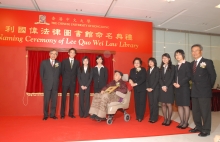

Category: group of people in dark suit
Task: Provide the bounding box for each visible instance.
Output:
[40,44,216,137]
[129,44,216,137]
[40,48,108,120]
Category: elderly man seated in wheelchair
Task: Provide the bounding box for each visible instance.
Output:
[89,70,128,121]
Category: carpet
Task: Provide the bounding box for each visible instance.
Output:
[0,112,191,142]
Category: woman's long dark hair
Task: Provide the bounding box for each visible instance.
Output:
[160,53,172,70]
[80,56,91,73]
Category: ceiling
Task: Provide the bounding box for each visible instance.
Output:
[1,0,220,34]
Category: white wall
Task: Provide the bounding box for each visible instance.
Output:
[153,29,220,88]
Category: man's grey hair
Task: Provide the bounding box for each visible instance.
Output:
[191,44,203,51]
[50,49,58,55]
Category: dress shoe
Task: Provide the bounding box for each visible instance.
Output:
[69,115,76,118]
[60,116,65,119]
[189,128,201,133]
[165,120,171,126]
[43,117,48,120]
[90,114,97,119]
[95,116,106,121]
[150,120,156,123]
[138,119,142,122]
[176,124,183,128]
[50,116,58,119]
[162,120,167,125]
[198,132,210,137]
[181,123,189,129]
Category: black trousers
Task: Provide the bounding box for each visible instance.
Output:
[148,89,159,121]
[43,88,58,117]
[94,87,102,93]
[60,84,76,117]
[192,97,211,133]
[134,90,147,119]
[79,87,90,117]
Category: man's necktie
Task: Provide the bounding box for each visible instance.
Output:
[193,60,197,73]
[51,61,54,67]
[70,60,73,69]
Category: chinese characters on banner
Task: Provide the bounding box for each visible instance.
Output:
[0,9,152,53]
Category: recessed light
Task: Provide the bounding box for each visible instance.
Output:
[215,4,220,8]
[166,0,175,2]
[158,25,161,27]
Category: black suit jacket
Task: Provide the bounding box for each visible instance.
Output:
[146,67,160,89]
[93,67,108,89]
[61,58,79,86]
[77,67,93,87]
[40,59,61,90]
[159,65,175,88]
[129,67,146,92]
[174,61,191,87]
[191,57,216,98]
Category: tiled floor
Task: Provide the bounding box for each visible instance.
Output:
[75,110,220,142]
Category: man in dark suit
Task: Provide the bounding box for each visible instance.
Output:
[40,49,61,120]
[189,44,216,137]
[60,48,79,119]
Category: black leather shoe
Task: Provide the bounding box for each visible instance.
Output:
[60,116,65,119]
[50,116,58,119]
[69,115,76,118]
[90,114,97,119]
[165,120,171,126]
[198,132,210,137]
[189,128,201,133]
[150,120,156,123]
[95,116,106,121]
[162,120,167,125]
[177,124,183,128]
[138,119,142,122]
[181,123,189,129]
[43,117,48,120]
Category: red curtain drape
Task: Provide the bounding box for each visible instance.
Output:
[26,51,113,94]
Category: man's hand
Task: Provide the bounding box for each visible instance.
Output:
[173,83,180,88]
[162,86,167,92]
[131,83,137,87]
[147,88,153,92]
[81,86,85,90]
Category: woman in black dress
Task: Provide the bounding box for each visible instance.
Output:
[129,57,147,122]
[173,49,191,129]
[146,57,160,123]
[93,55,108,93]
[159,53,175,126]
[78,56,93,118]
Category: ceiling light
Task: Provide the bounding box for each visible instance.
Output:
[215,4,220,8]
[158,9,187,27]
[166,0,175,2]
[204,25,220,31]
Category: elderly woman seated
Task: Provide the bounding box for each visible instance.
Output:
[89,70,127,121]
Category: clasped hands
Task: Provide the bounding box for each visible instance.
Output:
[146,88,153,92]
[81,86,88,90]
[129,79,137,87]
[173,83,180,88]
